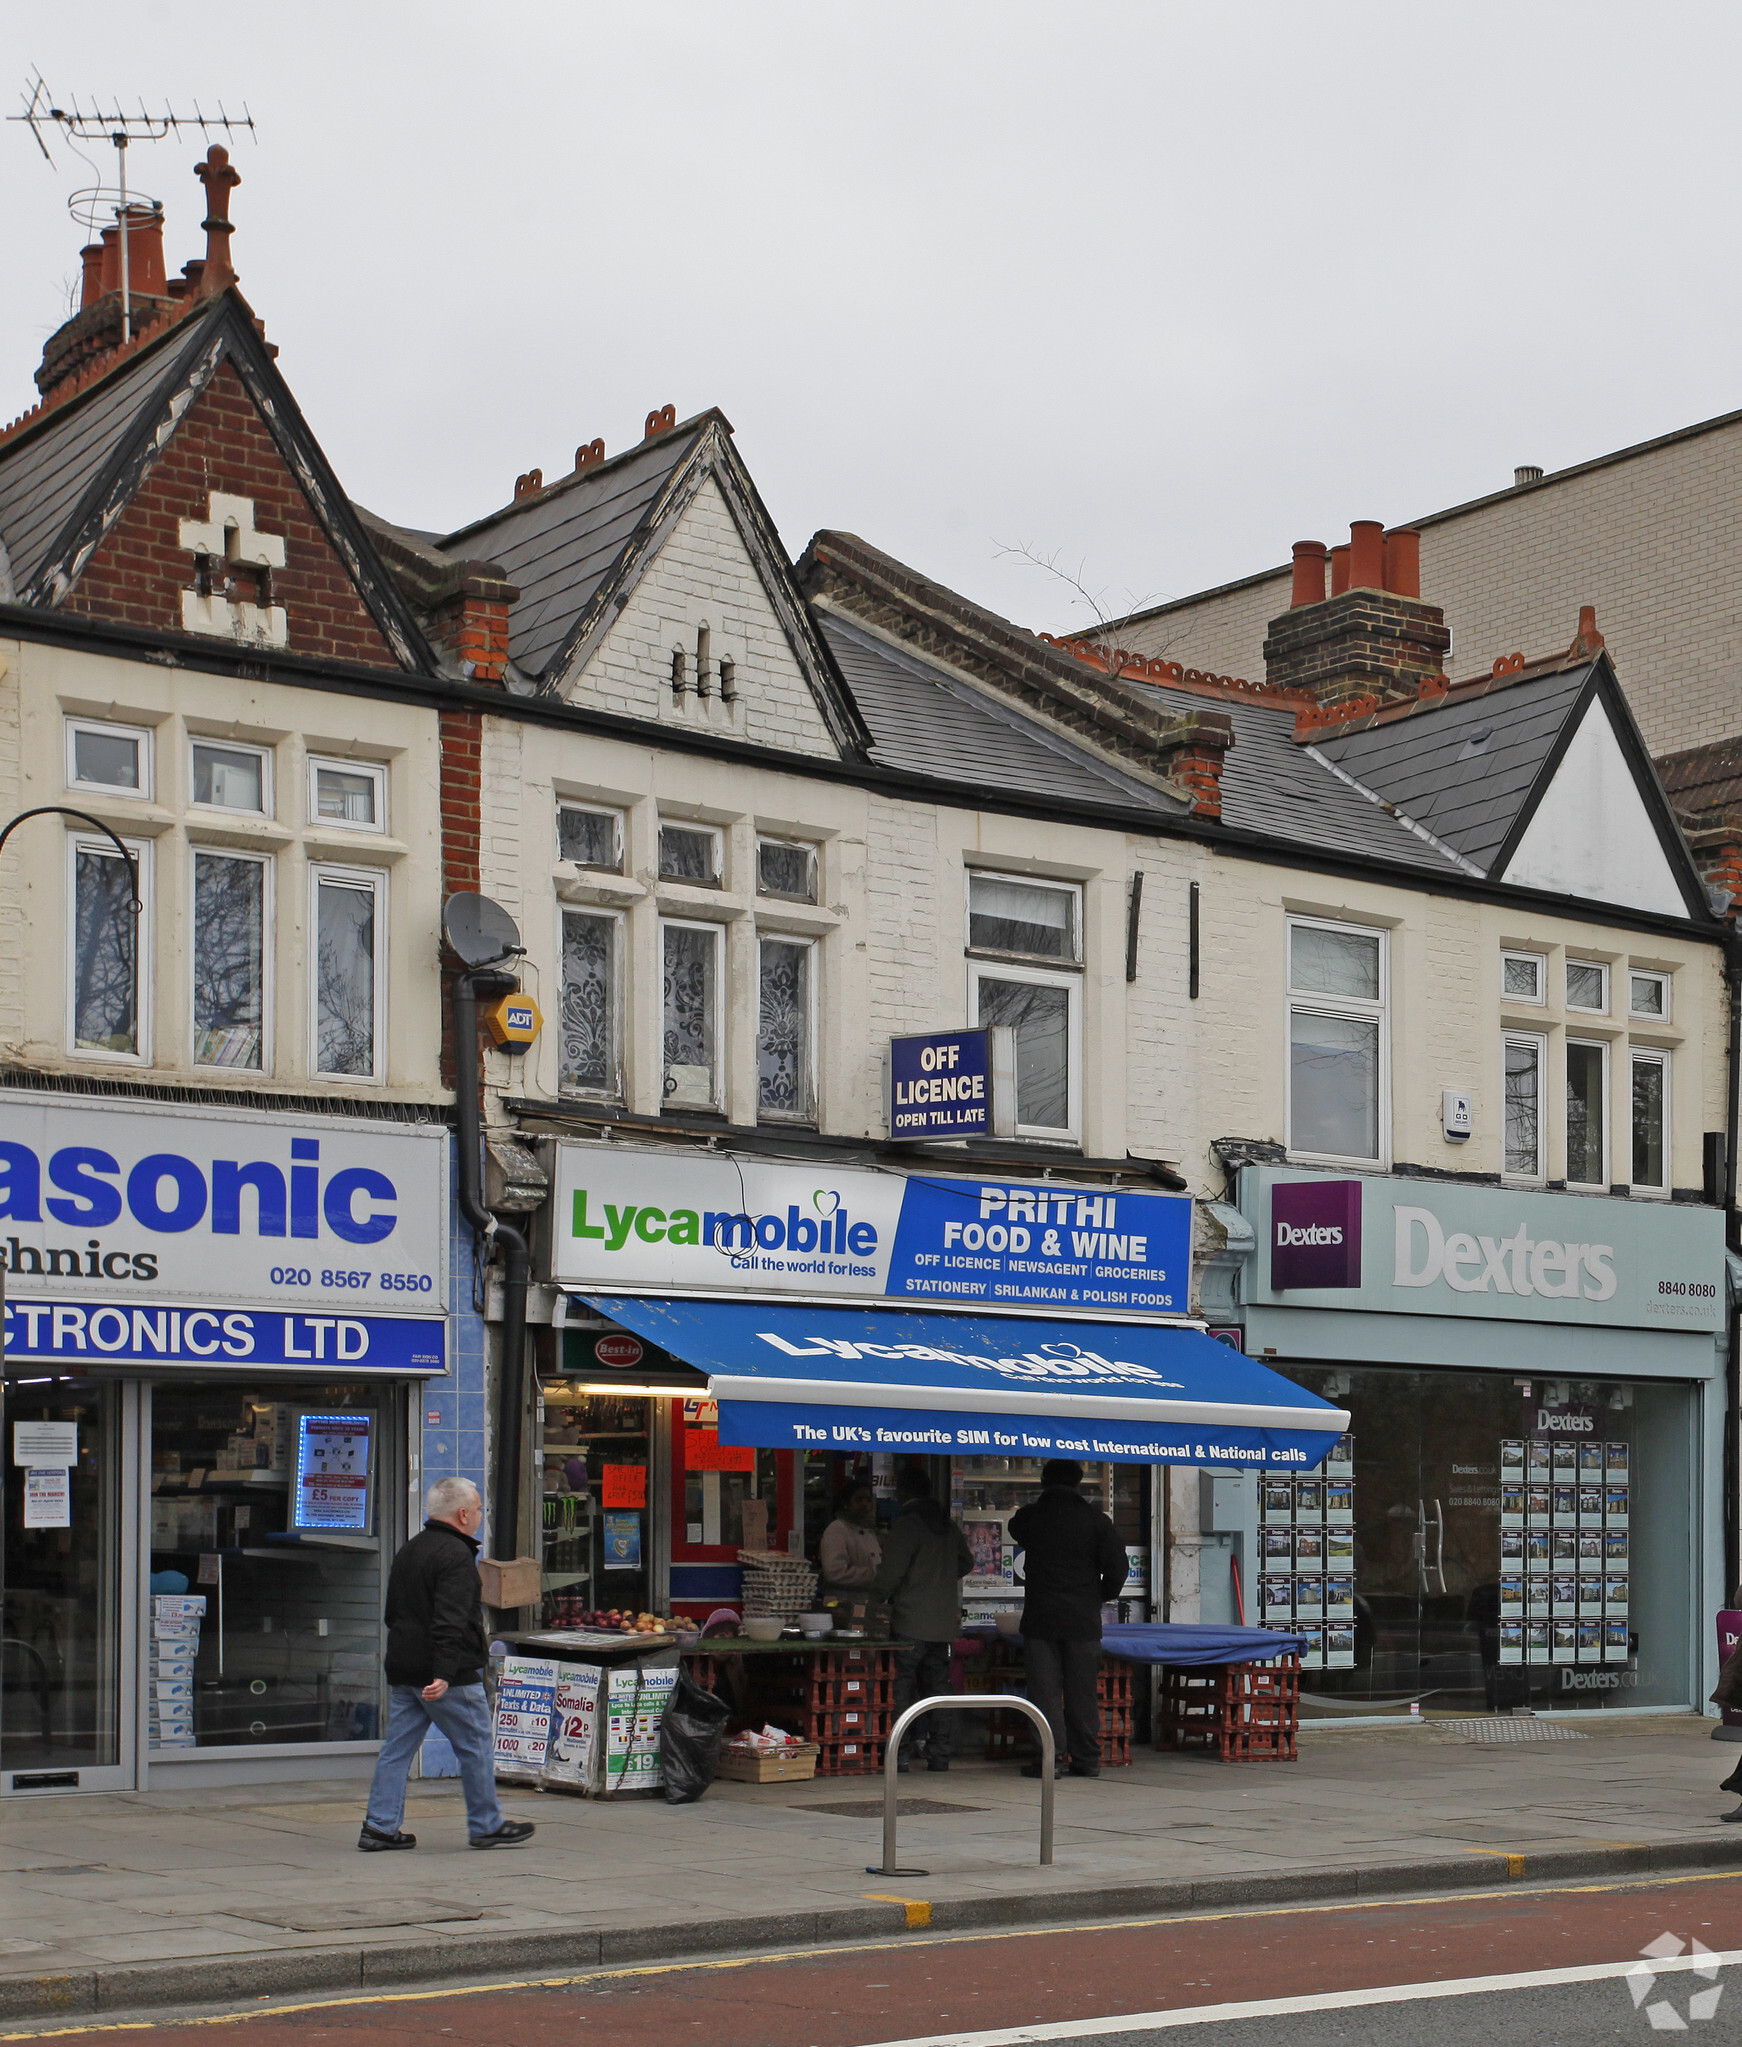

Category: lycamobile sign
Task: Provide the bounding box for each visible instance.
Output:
[549,1145,1193,1315]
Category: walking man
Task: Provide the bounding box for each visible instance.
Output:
[359,1476,535,1851]
[874,1468,974,1772]
[1009,1460,1126,1779]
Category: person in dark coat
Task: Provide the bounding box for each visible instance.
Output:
[359,1476,535,1851]
[1711,1592,1742,1820]
[1009,1460,1126,1778]
[874,1468,974,1772]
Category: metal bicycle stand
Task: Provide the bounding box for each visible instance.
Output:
[867,1693,1055,1877]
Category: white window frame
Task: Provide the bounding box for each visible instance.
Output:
[756,836,818,905]
[1565,958,1609,1014]
[1628,969,1671,1023]
[66,832,152,1063]
[556,801,625,875]
[190,846,274,1073]
[308,863,387,1084]
[189,736,273,817]
[966,958,1082,1142]
[65,717,153,801]
[1500,951,1545,1005]
[658,821,722,887]
[1284,916,1390,1168]
[965,868,1083,965]
[1628,1047,1671,1198]
[307,756,387,834]
[757,930,818,1123]
[1501,1029,1548,1184]
[660,916,724,1110]
[557,902,625,1100]
[1564,1035,1610,1190]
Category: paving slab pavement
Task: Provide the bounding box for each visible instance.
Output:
[2,1714,1740,2021]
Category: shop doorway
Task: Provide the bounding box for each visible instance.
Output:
[1276,1363,1696,1715]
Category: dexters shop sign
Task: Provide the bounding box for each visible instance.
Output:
[550,1143,1192,1315]
[0,1094,449,1373]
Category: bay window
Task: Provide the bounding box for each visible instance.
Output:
[193,851,269,1070]
[311,866,385,1081]
[69,836,148,1060]
[662,919,721,1109]
[1503,1032,1545,1180]
[1286,918,1387,1163]
[1630,1049,1669,1195]
[1565,1038,1608,1188]
[758,935,814,1121]
[966,870,1081,1139]
[560,909,621,1097]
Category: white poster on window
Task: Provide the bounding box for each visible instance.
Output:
[13,1420,78,1465]
[23,1467,71,1527]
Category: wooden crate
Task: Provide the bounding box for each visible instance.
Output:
[715,1742,820,1784]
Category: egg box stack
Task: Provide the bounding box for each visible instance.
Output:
[737,1550,819,1620]
[149,1595,205,1750]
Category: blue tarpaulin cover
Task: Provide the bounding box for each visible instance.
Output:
[1099,1623,1307,1665]
[583,1296,1348,1469]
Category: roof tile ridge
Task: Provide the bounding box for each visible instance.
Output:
[1035,630,1306,711]
[0,296,203,457]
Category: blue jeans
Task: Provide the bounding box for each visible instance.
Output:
[365,1682,503,1840]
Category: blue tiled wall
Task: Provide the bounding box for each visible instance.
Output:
[419,1137,491,1515]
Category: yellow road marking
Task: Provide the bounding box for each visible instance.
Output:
[1464,1849,1528,1877]
[8,1863,1742,2040]
[865,1893,933,1928]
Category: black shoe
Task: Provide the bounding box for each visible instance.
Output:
[926,1758,950,1773]
[358,1823,416,1852]
[1020,1761,1064,1779]
[896,1757,912,1774]
[1068,1763,1101,1778]
[1723,1804,1742,1824]
[469,1820,536,1849]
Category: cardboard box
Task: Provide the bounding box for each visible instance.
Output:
[152,1596,208,1624]
[479,1556,542,1608]
[715,1742,819,1784]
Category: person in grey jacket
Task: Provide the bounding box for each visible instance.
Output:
[873,1467,974,1772]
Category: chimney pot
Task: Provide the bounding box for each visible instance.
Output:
[1329,544,1351,597]
[1514,465,1544,488]
[1289,541,1329,609]
[1348,519,1385,591]
[78,243,105,308]
[1382,527,1421,600]
[193,145,241,294]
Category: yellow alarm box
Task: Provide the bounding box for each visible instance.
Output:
[485,992,542,1049]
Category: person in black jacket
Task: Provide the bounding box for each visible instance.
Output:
[359,1477,535,1851]
[1009,1460,1126,1779]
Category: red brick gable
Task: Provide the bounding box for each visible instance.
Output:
[64,360,401,669]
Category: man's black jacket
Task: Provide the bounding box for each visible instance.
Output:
[1009,1485,1127,1640]
[383,1520,489,1687]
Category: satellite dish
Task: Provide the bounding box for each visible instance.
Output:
[443,893,525,968]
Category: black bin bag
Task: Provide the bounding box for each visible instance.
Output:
[660,1670,732,1804]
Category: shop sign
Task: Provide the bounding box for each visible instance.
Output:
[2,1299,447,1373]
[0,1093,449,1326]
[886,1027,1015,1140]
[550,1144,1192,1316]
[1244,1166,1723,1333]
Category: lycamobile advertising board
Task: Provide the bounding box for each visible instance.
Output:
[549,1145,1192,1316]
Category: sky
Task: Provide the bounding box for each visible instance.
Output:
[6,2,1741,637]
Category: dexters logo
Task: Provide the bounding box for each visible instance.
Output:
[0,1137,397,1245]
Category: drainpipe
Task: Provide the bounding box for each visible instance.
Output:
[1725,936,1742,1602]
[453,965,532,1564]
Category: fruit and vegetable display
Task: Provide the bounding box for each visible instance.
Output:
[572,1608,674,1635]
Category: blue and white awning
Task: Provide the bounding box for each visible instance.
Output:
[583,1297,1348,1469]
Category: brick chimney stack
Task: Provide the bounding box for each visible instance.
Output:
[1263,520,1449,715]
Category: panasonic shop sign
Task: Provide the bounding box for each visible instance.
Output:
[0,1093,448,1374]
[1245,1165,1722,1334]
[549,1144,1193,1316]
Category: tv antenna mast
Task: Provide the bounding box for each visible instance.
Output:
[10,71,255,342]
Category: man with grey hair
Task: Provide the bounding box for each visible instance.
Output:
[358,1476,534,1851]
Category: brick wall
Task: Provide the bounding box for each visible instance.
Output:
[1113,415,1742,758]
[66,359,401,669]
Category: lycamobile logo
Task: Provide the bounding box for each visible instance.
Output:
[571,1189,876,1255]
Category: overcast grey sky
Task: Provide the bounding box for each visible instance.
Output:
[8,3,1739,639]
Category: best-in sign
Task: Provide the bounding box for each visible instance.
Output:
[887,1028,1015,1140]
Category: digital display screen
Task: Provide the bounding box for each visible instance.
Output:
[293,1412,373,1531]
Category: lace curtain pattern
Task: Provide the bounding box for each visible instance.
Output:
[758,938,811,1117]
[561,911,617,1094]
[663,923,717,1105]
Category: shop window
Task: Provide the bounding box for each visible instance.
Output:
[967,870,1079,961]
[658,822,720,886]
[1629,970,1670,1021]
[311,866,385,1081]
[758,934,814,1121]
[661,919,721,1109]
[192,850,269,1071]
[148,1384,386,1749]
[539,1388,654,1628]
[970,963,1079,1138]
[1630,1049,1669,1195]
[560,909,621,1097]
[1503,1032,1546,1180]
[557,803,622,873]
[1501,951,1544,1004]
[1566,1038,1608,1187]
[191,740,270,814]
[1286,918,1386,1165]
[68,834,149,1061]
[66,717,152,800]
[308,758,385,832]
[757,837,816,903]
[1566,959,1609,1013]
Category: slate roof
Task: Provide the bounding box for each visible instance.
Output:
[439,425,708,681]
[1657,734,1742,826]
[1310,663,1596,873]
[820,611,1188,812]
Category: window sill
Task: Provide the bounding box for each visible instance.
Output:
[754,901,840,935]
[302,830,408,864]
[1284,1152,1389,1173]
[62,798,175,837]
[964,946,1083,973]
[656,883,749,920]
[185,816,295,853]
[554,865,646,908]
